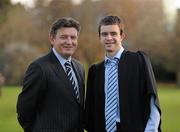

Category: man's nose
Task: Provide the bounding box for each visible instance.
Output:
[106,34,113,40]
[66,37,73,44]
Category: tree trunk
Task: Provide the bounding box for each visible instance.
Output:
[0,84,2,97]
[177,70,180,88]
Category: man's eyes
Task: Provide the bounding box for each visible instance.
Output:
[111,32,117,36]
[101,32,108,36]
[59,36,77,40]
[59,36,67,39]
[71,36,77,40]
[101,32,118,36]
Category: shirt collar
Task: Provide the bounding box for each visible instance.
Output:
[52,48,71,66]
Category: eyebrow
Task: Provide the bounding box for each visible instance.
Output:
[101,31,118,34]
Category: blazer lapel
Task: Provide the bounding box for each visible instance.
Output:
[49,51,82,104]
[48,51,73,90]
[98,62,105,103]
[71,60,83,104]
[96,61,106,128]
[118,50,131,123]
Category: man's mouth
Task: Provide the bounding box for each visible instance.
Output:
[105,43,115,45]
[64,46,73,49]
[105,41,115,44]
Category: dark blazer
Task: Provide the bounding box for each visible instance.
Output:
[17,50,85,132]
[85,50,161,132]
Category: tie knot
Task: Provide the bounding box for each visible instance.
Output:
[112,58,119,64]
[64,61,71,69]
[106,57,119,67]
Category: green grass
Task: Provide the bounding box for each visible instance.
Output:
[0,86,23,132]
[158,83,180,132]
[0,84,180,132]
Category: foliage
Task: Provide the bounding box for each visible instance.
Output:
[160,9,180,87]
[0,43,42,85]
[0,0,12,25]
[0,4,49,50]
[0,0,179,85]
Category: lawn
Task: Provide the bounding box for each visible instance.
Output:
[0,84,180,132]
[158,83,180,131]
[0,86,23,132]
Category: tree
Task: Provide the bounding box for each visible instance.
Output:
[0,73,5,96]
[76,0,166,66]
[174,9,180,87]
[163,9,180,87]
[0,43,41,85]
[0,0,171,85]
[0,0,12,24]
[77,0,104,65]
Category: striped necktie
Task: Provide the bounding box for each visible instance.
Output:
[105,58,119,132]
[64,61,79,102]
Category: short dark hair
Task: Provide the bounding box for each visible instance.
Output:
[49,17,81,37]
[98,15,125,36]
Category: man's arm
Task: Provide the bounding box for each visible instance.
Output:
[85,65,95,131]
[144,96,160,132]
[16,62,45,131]
[137,51,161,131]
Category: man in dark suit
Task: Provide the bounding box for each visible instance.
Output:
[85,15,161,132]
[17,17,85,132]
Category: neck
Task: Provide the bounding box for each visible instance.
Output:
[62,55,71,60]
[106,47,121,58]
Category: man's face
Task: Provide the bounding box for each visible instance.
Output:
[50,27,78,59]
[100,24,124,56]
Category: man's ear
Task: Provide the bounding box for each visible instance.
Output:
[120,33,125,40]
[49,35,54,44]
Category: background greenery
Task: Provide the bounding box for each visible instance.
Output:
[0,84,180,132]
[1,0,180,86]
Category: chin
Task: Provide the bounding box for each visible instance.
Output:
[64,52,73,56]
[106,49,113,53]
[105,47,113,51]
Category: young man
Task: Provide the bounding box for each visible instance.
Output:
[17,17,85,132]
[85,15,161,132]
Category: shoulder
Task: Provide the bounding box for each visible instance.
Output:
[72,58,84,73]
[124,50,141,59]
[136,51,152,64]
[136,51,154,73]
[120,50,142,65]
[72,58,83,67]
[23,56,48,82]
[26,52,52,73]
[123,50,150,61]
[28,51,55,69]
[136,51,150,60]
[33,52,51,65]
[89,60,104,71]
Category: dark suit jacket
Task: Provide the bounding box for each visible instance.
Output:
[17,50,85,132]
[85,50,161,132]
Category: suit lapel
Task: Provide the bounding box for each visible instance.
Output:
[49,51,82,104]
[118,50,126,84]
[118,50,131,123]
[71,60,83,104]
[49,51,67,80]
[96,61,106,128]
[98,62,105,103]
[48,51,76,96]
